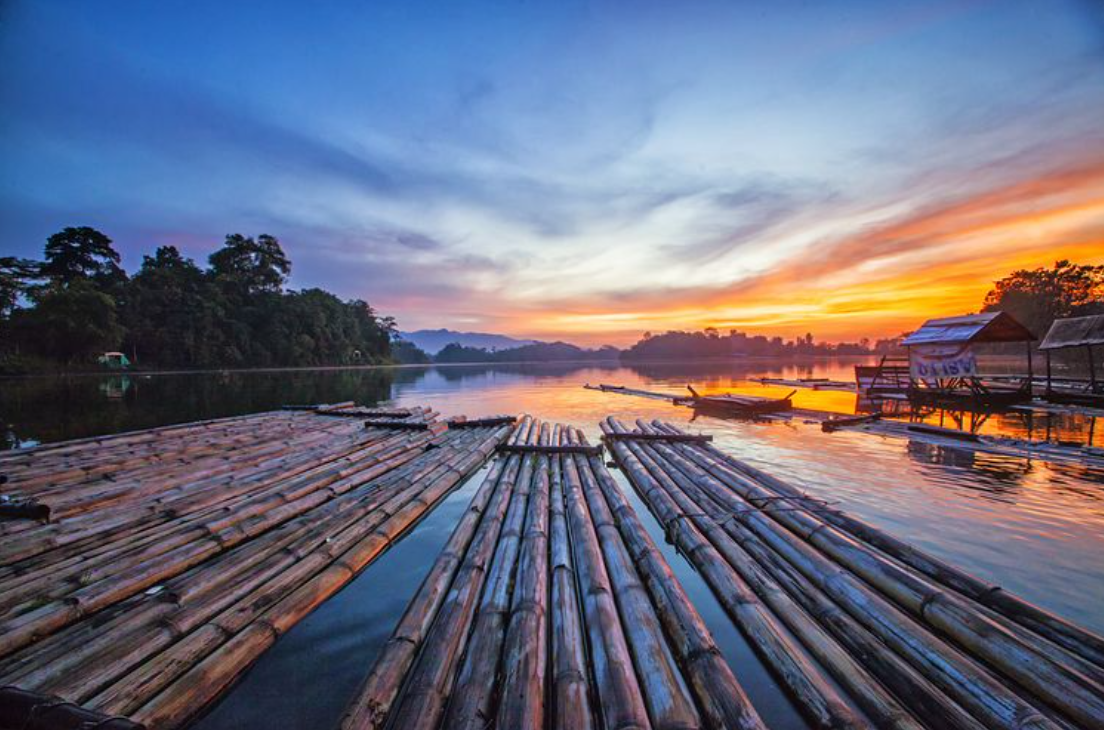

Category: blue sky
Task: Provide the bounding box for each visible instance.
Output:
[2,1,1103,343]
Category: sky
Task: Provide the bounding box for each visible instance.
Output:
[2,1,1103,346]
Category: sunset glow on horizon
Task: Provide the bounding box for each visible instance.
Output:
[3,1,1103,346]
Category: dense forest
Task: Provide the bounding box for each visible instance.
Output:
[0,227,398,373]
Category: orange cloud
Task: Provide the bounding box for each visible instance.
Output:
[502,156,1104,346]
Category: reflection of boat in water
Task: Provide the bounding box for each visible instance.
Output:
[676,385,794,417]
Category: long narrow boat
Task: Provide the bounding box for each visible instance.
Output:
[676,385,794,416]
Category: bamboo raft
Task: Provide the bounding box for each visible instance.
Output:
[0,406,514,730]
[602,417,1104,730]
[751,377,856,392]
[828,414,1104,468]
[340,417,765,730]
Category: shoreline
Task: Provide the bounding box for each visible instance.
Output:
[0,354,880,381]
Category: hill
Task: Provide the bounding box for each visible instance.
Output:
[399,329,536,355]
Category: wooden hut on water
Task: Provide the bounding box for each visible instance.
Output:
[900,311,1036,409]
[1039,313,1104,406]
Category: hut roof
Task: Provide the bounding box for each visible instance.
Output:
[1039,314,1104,351]
[901,312,1035,346]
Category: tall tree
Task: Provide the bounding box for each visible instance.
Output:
[982,259,1104,336]
[209,233,291,297]
[0,257,39,319]
[40,226,125,287]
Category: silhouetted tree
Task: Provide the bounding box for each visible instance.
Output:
[983,259,1104,336]
[209,233,291,297]
[0,257,39,319]
[40,226,125,289]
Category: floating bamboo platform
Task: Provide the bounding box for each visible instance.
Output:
[751,377,856,391]
[340,417,765,730]
[602,417,1104,730]
[829,414,1104,468]
[0,406,514,730]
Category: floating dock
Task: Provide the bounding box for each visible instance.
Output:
[602,417,1104,730]
[340,416,764,730]
[0,406,512,729]
[3,408,1104,729]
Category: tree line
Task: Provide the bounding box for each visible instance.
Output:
[1,227,397,373]
[620,259,1104,361]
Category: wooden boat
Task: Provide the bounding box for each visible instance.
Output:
[821,413,881,432]
[676,385,794,416]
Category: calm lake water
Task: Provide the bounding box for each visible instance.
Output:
[3,359,1103,729]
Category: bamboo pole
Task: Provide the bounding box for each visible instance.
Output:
[377,420,534,730]
[548,424,596,730]
[583,428,765,730]
[601,419,868,730]
[496,422,551,729]
[565,427,702,730]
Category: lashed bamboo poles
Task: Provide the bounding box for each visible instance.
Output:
[619,420,1059,730]
[0,425,445,656]
[125,427,505,730]
[0,410,511,730]
[1,436,464,697]
[605,417,1104,730]
[0,426,431,611]
[548,424,597,730]
[370,419,536,730]
[563,427,702,729]
[344,421,772,730]
[339,418,531,729]
[573,431,766,730]
[642,420,1104,729]
[601,420,877,730]
[496,421,551,729]
[704,450,1104,669]
[608,420,986,730]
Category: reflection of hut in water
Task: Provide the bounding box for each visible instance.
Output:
[907,440,1028,494]
[901,312,1036,410]
[1039,314,1104,407]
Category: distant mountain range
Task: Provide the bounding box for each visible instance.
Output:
[398,329,537,355]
